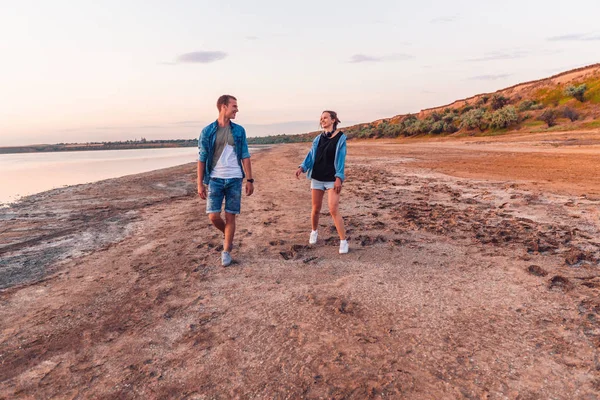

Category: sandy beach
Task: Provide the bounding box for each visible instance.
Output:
[1,131,600,398]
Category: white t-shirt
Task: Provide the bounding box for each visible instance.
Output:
[211,143,243,179]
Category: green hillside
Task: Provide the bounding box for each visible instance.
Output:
[248,63,600,144]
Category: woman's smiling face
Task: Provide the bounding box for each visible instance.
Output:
[320,112,334,130]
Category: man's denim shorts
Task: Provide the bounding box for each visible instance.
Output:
[311,179,335,191]
[207,178,243,214]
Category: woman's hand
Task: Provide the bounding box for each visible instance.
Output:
[334,177,343,194]
[295,167,304,179]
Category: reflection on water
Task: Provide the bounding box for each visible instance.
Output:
[0,147,199,205]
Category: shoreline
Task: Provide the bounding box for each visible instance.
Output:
[0,145,272,207]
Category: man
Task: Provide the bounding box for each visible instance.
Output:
[198,95,254,266]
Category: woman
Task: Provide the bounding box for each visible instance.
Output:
[295,110,348,254]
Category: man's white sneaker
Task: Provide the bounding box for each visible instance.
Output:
[339,240,349,254]
[221,251,232,267]
[309,230,318,245]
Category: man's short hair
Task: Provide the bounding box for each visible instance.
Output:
[217,95,237,111]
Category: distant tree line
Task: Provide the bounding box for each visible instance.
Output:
[0,139,198,154]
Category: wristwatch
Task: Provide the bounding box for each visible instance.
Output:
[246,179,255,183]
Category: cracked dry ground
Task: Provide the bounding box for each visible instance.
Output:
[1,136,600,399]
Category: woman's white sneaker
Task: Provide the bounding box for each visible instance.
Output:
[339,240,349,254]
[309,230,318,245]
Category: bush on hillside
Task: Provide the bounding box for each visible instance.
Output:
[518,99,543,112]
[382,122,404,138]
[430,112,442,122]
[459,108,488,131]
[430,120,445,134]
[562,106,580,122]
[460,104,474,114]
[490,105,518,129]
[414,119,432,134]
[444,122,459,133]
[400,115,418,133]
[564,84,587,102]
[490,94,509,110]
[538,109,558,127]
[442,112,457,124]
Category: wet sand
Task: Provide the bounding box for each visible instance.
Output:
[1,131,599,398]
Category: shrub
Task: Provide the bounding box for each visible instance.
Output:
[382,123,405,138]
[564,84,587,102]
[518,99,536,112]
[429,112,442,122]
[442,112,457,124]
[402,114,417,125]
[490,94,509,110]
[460,105,474,114]
[444,122,459,133]
[460,108,487,131]
[538,109,558,127]
[414,119,432,134]
[430,120,445,134]
[562,106,579,122]
[490,105,518,129]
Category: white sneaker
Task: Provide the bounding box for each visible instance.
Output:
[221,251,232,267]
[339,240,349,254]
[309,230,318,245]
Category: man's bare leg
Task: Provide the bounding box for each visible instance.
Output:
[224,212,236,252]
[208,212,226,233]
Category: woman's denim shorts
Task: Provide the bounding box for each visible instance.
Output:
[311,179,335,191]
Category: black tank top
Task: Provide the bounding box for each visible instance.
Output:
[312,132,343,182]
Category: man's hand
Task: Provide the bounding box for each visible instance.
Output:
[198,184,207,199]
[245,181,254,196]
[295,167,304,179]
[334,177,343,194]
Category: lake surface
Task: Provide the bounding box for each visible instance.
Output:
[0,147,202,205]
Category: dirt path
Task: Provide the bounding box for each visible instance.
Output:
[1,134,599,398]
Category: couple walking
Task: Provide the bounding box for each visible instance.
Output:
[198,95,348,266]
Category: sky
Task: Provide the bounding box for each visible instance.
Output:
[1,0,599,146]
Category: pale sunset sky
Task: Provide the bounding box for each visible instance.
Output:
[1,0,599,146]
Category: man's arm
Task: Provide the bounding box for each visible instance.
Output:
[198,161,206,199]
[242,157,254,196]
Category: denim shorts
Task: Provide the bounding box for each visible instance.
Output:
[311,179,335,191]
[206,178,243,214]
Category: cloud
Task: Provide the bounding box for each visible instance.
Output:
[469,74,511,81]
[245,36,259,40]
[466,50,530,62]
[175,51,227,64]
[547,33,600,41]
[430,15,458,23]
[348,53,413,63]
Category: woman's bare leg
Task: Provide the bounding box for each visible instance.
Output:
[327,189,346,240]
[311,189,325,231]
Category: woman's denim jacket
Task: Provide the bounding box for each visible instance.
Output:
[198,121,251,185]
[299,132,347,181]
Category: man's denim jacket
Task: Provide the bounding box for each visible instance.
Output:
[198,121,251,185]
[299,132,347,181]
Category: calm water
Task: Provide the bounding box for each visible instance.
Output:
[0,147,201,205]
